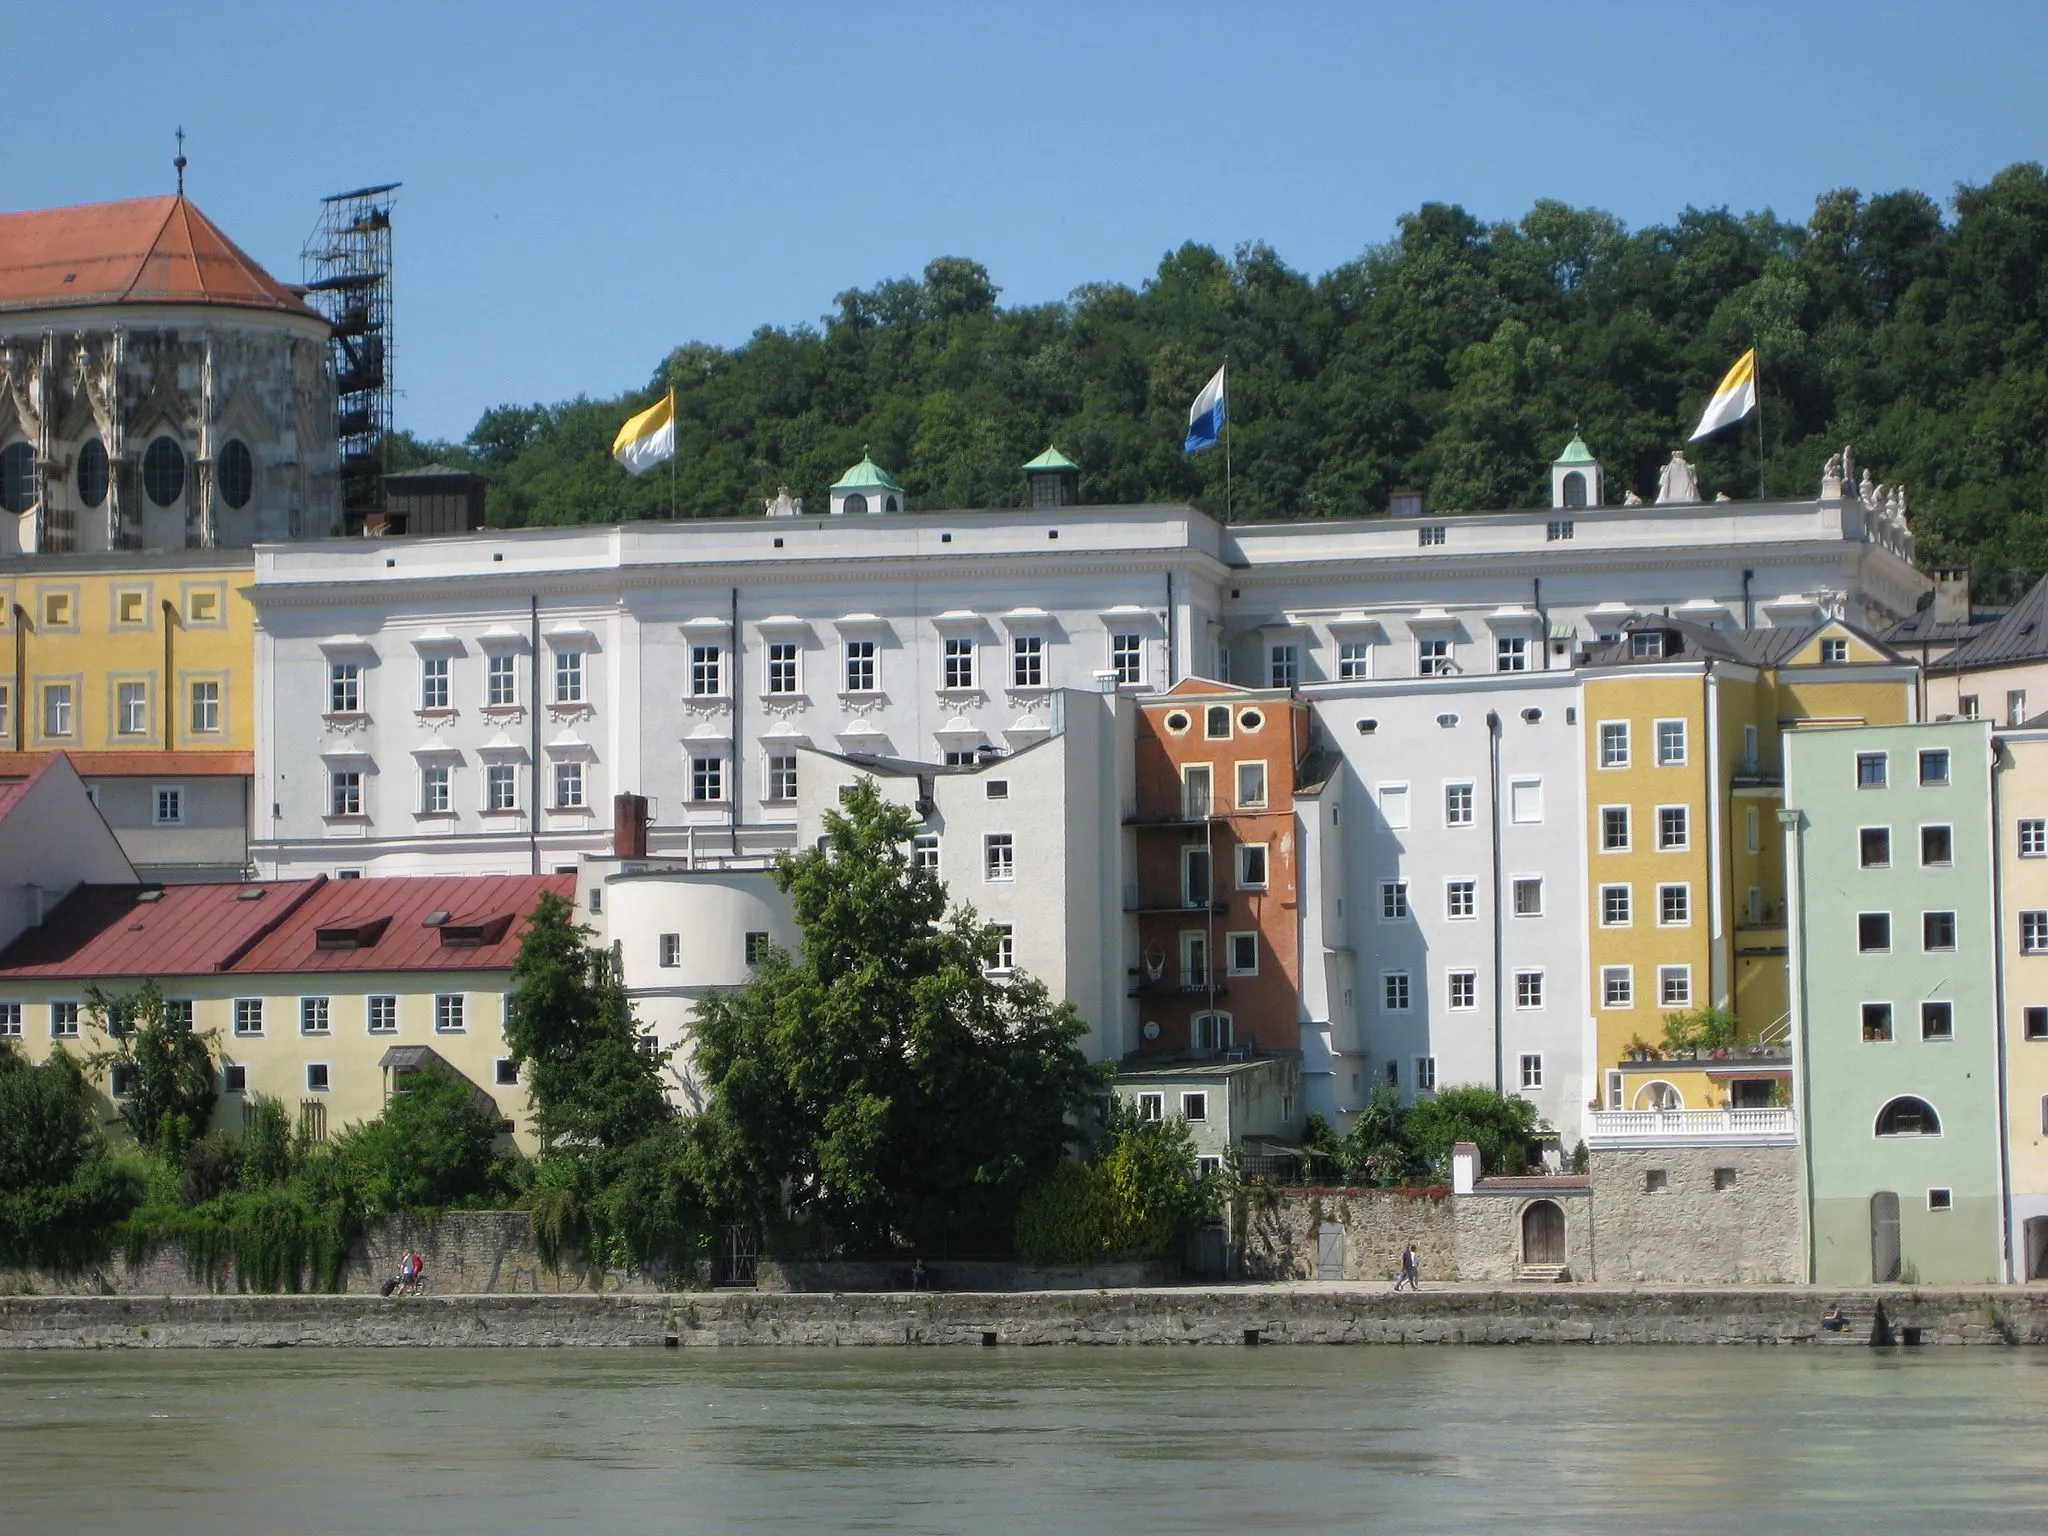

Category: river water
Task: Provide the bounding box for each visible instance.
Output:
[4,1347,2047,1534]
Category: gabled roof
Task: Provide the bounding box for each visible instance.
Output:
[1936,571,2048,672]
[0,755,62,828]
[0,879,325,980]
[1579,614,1904,671]
[229,873,573,974]
[0,196,311,317]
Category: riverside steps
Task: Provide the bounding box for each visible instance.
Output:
[5,1285,2048,1349]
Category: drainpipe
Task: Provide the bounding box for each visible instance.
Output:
[1166,572,1178,685]
[161,597,176,751]
[1487,709,1505,1095]
[1780,803,1817,1284]
[1991,733,2016,1283]
[1741,568,1754,633]
[528,594,540,875]
[1533,577,1548,672]
[729,585,742,855]
[11,603,24,751]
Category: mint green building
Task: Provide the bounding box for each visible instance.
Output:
[1785,719,2004,1284]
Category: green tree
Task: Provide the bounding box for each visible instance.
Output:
[1339,1083,1418,1186]
[0,1045,141,1271]
[1014,1105,1212,1265]
[690,777,1102,1252]
[86,980,218,1153]
[336,1064,505,1212]
[1404,1086,1541,1177]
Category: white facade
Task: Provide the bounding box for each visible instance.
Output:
[1301,671,1590,1145]
[0,756,136,950]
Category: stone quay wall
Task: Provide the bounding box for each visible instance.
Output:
[1588,1145,1805,1285]
[5,1286,2048,1350]
[1239,1186,1594,1284]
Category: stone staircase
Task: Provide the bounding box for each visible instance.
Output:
[1515,1264,1571,1284]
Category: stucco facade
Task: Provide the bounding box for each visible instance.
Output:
[1996,727,2048,1281]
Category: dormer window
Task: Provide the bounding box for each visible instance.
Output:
[436,913,514,948]
[1630,631,1669,659]
[315,916,392,950]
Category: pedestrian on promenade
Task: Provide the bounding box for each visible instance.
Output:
[1392,1241,1420,1291]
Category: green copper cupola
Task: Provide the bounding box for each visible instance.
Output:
[830,447,904,515]
[1022,445,1081,509]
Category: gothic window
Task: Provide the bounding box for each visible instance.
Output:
[218,440,254,509]
[77,438,109,508]
[0,442,34,514]
[143,437,185,506]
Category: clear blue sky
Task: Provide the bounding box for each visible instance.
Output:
[15,1,2046,442]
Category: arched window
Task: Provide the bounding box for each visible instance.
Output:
[142,436,185,506]
[1192,1010,1232,1051]
[218,439,254,509]
[1634,1080,1683,1112]
[1561,471,1587,509]
[1875,1096,1941,1137]
[842,492,867,516]
[1204,705,1231,739]
[0,441,35,514]
[77,437,109,508]
[882,494,899,513]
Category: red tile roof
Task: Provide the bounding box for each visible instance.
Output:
[0,879,325,980]
[1,750,254,779]
[0,754,62,828]
[230,874,574,975]
[0,196,311,317]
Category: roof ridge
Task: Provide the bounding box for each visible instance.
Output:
[215,873,328,971]
[119,195,184,304]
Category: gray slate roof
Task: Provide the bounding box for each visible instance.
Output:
[1935,572,2048,671]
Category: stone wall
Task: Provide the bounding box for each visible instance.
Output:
[1588,1145,1804,1284]
[1238,1183,1593,1284]
[757,1259,1178,1293]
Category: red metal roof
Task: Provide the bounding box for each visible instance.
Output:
[0,754,61,828]
[220,873,572,975]
[0,196,311,317]
[1,750,254,779]
[0,879,326,980]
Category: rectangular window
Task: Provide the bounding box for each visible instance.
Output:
[1012,635,1044,688]
[1929,1187,1955,1212]
[554,760,585,809]
[554,649,584,704]
[329,771,363,817]
[487,653,518,707]
[984,833,1014,881]
[1656,719,1687,766]
[496,1059,519,1086]
[421,764,450,814]
[1602,966,1634,1009]
[1381,880,1409,919]
[300,996,330,1036]
[1860,827,1891,868]
[1414,1056,1438,1091]
[1658,883,1690,926]
[1547,520,1574,542]
[1601,806,1630,851]
[1496,636,1528,673]
[1515,970,1544,1009]
[0,1003,19,1039]
[1417,638,1452,676]
[1862,1002,1894,1042]
[43,683,74,738]
[1658,806,1689,850]
[1601,884,1632,926]
[1384,971,1411,1011]
[2025,1006,2048,1042]
[1270,644,1299,689]
[912,832,939,870]
[659,933,681,967]
[942,637,975,690]
[1417,524,1445,547]
[691,644,723,697]
[2024,911,2048,955]
[1859,912,1892,952]
[153,785,184,827]
[117,680,148,736]
[1444,782,1474,827]
[1237,844,1268,889]
[1136,1092,1163,1123]
[1856,751,1887,788]
[0,682,10,741]
[327,663,360,715]
[421,655,450,710]
[1227,933,1259,975]
[1337,639,1371,680]
[1923,910,1957,952]
[1821,637,1849,664]
[221,1063,247,1095]
[1378,783,1409,828]
[50,1001,80,1039]
[1519,1053,1544,1090]
[745,931,771,965]
[2012,690,2031,728]
[992,925,1015,974]
[1961,694,1980,720]
[487,763,518,812]
[234,998,264,1037]
[1600,721,1630,768]
[435,994,465,1034]
[1236,761,1267,810]
[1747,805,1761,854]
[1920,749,1950,786]
[1510,779,1542,823]
[1743,724,1759,770]
[367,995,397,1035]
[690,756,724,803]
[1111,633,1143,686]
[766,754,797,802]
[1512,876,1543,917]
[1922,1001,1955,1041]
[2022,820,2047,858]
[1658,966,1692,1008]
[844,640,877,693]
[1447,970,1476,1010]
[1182,933,1210,988]
[766,641,799,695]
[1446,879,1476,919]
[306,1063,330,1093]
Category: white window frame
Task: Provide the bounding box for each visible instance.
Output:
[766,753,798,802]
[1601,965,1634,1009]
[233,997,264,1037]
[553,759,585,810]
[1236,843,1269,890]
[690,755,724,803]
[329,770,363,818]
[690,644,724,698]
[991,924,1015,974]
[1447,969,1476,1010]
[1380,880,1409,920]
[659,933,682,968]
[367,995,397,1035]
[421,763,451,814]
[486,763,519,812]
[1226,931,1259,976]
[1445,879,1476,920]
[941,637,976,691]
[1011,634,1045,689]
[300,995,331,1036]
[420,654,450,711]
[1601,805,1630,851]
[1655,718,1687,767]
[765,641,800,696]
[1657,882,1691,927]
[984,832,1015,882]
[1520,1053,1544,1090]
[1235,760,1268,810]
[1509,777,1543,824]
[2021,820,2047,858]
[1599,720,1630,769]
[434,993,466,1034]
[327,662,360,716]
[843,639,878,694]
[152,784,184,827]
[50,1000,81,1039]
[1657,804,1690,851]
[553,648,584,704]
[1511,875,1544,918]
[912,832,939,870]
[1600,883,1632,927]
[1337,638,1371,680]
[486,652,519,708]
[117,680,148,736]
[1444,781,1475,828]
[1658,965,1692,1008]
[1110,633,1143,686]
[1269,643,1300,689]
[1383,971,1411,1012]
[1496,635,1528,673]
[1414,1056,1437,1091]
[2023,911,2048,955]
[1514,969,1545,1010]
[1417,637,1452,676]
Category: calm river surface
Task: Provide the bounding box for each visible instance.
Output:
[5,1346,2048,1534]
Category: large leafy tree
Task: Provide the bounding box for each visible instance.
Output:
[689,777,1102,1252]
[0,1045,141,1271]
[86,980,218,1153]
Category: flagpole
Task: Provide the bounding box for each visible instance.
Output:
[668,388,677,520]
[1753,338,1764,502]
[1223,357,1232,523]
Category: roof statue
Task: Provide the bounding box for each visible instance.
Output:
[764,485,803,517]
[1822,452,1845,500]
[1622,489,1644,507]
[1859,469,1880,509]
[1656,451,1700,505]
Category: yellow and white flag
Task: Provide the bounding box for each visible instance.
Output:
[612,390,676,475]
[1688,348,1758,441]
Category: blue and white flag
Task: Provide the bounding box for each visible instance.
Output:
[1183,365,1226,452]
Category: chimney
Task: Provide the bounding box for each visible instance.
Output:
[612,793,648,858]
[1932,568,1971,626]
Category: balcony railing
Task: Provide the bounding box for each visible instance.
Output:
[1127,969,1227,998]
[1124,886,1226,914]
[1587,1107,1796,1145]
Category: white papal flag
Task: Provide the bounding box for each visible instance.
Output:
[612,390,677,475]
[1687,348,1758,441]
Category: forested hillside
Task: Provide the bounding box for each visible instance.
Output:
[402,162,2048,599]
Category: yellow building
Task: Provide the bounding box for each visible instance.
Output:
[0,872,572,1153]
[1582,615,1913,1114]
[0,550,256,878]
[1996,726,2048,1280]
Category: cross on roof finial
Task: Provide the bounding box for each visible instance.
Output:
[174,127,187,196]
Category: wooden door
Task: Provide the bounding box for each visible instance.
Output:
[1521,1201,1565,1265]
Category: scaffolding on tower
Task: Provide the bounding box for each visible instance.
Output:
[302,183,398,534]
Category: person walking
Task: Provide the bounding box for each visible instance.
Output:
[1392,1241,1420,1291]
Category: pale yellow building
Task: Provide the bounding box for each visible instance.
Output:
[1996,726,2048,1280]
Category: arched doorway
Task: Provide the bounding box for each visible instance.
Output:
[1871,1191,1902,1283]
[1521,1200,1566,1266]
[2024,1217,2048,1282]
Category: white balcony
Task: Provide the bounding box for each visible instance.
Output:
[1586,1107,1797,1148]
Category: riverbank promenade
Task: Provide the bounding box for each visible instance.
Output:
[6,1283,2046,1349]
